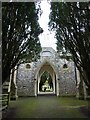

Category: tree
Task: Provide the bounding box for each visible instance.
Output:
[39,71,48,91]
[49,2,90,94]
[39,71,53,91]
[2,2,43,83]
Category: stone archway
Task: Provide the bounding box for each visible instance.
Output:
[38,63,56,95]
[34,59,60,96]
[39,71,53,92]
[17,47,77,97]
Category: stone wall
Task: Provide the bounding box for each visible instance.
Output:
[17,63,35,96]
[16,47,77,96]
[59,61,77,96]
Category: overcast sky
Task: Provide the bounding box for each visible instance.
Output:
[38,0,57,51]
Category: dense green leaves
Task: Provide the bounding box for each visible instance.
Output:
[2,2,43,83]
[49,2,90,89]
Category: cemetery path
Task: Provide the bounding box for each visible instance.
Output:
[2,96,89,119]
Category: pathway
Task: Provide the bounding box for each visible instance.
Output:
[2,96,89,119]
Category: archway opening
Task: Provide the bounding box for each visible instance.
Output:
[39,71,53,92]
[36,61,58,95]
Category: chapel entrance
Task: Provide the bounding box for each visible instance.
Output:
[35,61,59,96]
[39,71,54,92]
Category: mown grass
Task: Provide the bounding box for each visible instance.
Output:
[57,97,88,106]
[3,96,89,118]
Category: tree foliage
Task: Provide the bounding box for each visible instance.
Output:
[2,2,43,83]
[49,2,90,90]
[39,71,53,91]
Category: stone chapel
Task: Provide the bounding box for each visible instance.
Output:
[16,47,77,97]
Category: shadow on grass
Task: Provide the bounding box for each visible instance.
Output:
[80,106,90,118]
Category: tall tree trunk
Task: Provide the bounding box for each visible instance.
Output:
[78,73,88,100]
[10,67,18,100]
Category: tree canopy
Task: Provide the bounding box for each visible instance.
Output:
[49,2,90,90]
[2,2,43,83]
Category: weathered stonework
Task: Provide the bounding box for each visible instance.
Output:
[16,47,77,96]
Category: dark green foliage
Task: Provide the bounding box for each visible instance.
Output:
[2,2,43,83]
[49,2,90,90]
[39,71,53,91]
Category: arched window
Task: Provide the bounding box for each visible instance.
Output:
[26,64,31,69]
[63,64,68,69]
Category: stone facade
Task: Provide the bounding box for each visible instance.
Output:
[16,47,77,96]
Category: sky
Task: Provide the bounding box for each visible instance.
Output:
[38,0,57,51]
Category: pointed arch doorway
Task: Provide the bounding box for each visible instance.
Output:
[35,61,59,96]
[39,71,54,93]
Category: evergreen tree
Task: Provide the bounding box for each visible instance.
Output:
[49,2,90,93]
[2,2,43,83]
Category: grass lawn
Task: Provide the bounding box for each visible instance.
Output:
[2,96,90,118]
